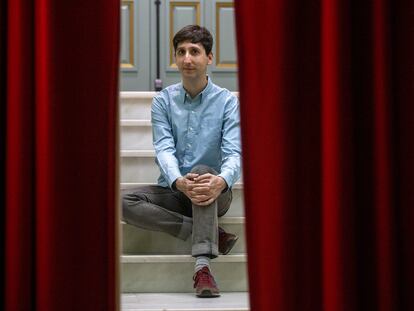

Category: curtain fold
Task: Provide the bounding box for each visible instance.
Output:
[0,0,7,308]
[2,1,120,310]
[392,0,414,306]
[5,0,36,308]
[371,1,394,310]
[235,0,414,310]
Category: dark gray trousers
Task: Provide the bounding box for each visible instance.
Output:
[122,165,232,259]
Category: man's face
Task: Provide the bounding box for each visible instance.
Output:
[175,41,213,80]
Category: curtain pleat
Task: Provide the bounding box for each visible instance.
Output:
[235,0,414,310]
[392,1,414,308]
[372,1,394,310]
[5,0,36,309]
[321,1,350,309]
[235,1,323,309]
[2,1,119,310]
[0,0,5,306]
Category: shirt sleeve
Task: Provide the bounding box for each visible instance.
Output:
[151,95,182,188]
[218,94,242,188]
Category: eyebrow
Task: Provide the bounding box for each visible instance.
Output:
[177,45,201,50]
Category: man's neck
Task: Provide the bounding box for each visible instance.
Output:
[182,76,208,99]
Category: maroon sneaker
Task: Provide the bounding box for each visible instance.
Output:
[219,227,239,255]
[193,267,220,298]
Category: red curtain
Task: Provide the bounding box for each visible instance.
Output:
[235,1,414,310]
[1,1,119,310]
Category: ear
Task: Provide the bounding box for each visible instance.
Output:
[207,52,213,65]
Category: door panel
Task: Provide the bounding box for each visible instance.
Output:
[121,0,237,91]
[121,0,151,91]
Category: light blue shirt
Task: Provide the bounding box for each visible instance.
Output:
[151,77,241,189]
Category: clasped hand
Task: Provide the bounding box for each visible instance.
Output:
[175,173,227,206]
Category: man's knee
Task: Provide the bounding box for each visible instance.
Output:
[122,191,147,203]
[121,197,130,213]
[191,164,217,175]
[122,192,146,213]
[122,193,148,222]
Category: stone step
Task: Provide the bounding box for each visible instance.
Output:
[120,92,154,120]
[120,122,153,150]
[121,292,249,311]
[121,183,245,217]
[121,255,248,293]
[120,153,159,183]
[122,217,246,255]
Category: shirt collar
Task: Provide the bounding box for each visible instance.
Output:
[180,76,212,104]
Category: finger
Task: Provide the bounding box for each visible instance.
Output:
[189,192,207,198]
[185,173,199,180]
[195,173,214,181]
[185,183,195,191]
[188,191,201,198]
[193,200,210,206]
[194,178,210,185]
[191,197,205,205]
[192,194,210,202]
[193,194,209,200]
[187,180,196,185]
[186,182,200,190]
[191,186,210,193]
[190,198,201,204]
[196,198,215,206]
[194,173,213,182]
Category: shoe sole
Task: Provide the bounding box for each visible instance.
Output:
[221,236,239,255]
[196,289,221,298]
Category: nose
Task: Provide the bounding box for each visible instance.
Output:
[183,52,191,63]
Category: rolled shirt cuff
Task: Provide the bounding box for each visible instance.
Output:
[167,170,182,189]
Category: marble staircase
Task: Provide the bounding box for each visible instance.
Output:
[120,92,249,310]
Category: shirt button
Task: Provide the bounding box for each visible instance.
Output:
[187,143,191,147]
[189,127,193,131]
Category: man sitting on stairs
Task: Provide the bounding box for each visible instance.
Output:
[122,25,241,298]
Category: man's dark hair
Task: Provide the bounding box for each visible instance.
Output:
[173,25,213,55]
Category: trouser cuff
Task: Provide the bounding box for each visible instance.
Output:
[192,243,219,259]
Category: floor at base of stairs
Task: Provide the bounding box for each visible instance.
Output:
[122,292,249,311]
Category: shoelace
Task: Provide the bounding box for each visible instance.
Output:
[193,269,215,288]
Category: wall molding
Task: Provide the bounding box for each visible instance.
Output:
[121,0,135,68]
[215,2,237,69]
[169,1,201,67]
